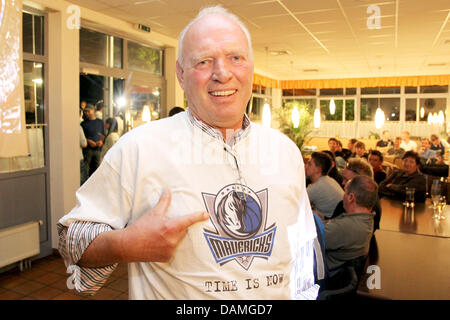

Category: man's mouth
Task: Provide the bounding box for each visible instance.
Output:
[209,89,237,97]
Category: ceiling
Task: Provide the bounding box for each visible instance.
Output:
[68,0,450,80]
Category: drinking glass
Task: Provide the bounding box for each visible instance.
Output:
[405,187,415,208]
[431,180,441,218]
[437,196,447,220]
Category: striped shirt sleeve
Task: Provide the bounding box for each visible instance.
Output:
[57,221,118,295]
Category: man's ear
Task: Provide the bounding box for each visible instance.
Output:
[176,61,184,90]
[347,192,356,204]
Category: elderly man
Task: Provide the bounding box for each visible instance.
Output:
[57,6,317,300]
[379,151,426,202]
[324,175,377,272]
[306,152,344,219]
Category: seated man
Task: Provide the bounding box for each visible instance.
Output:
[419,138,437,164]
[352,141,368,160]
[330,158,381,232]
[376,130,393,153]
[430,134,446,156]
[306,152,344,219]
[400,131,417,152]
[387,136,406,158]
[368,150,387,185]
[324,175,376,273]
[379,151,426,202]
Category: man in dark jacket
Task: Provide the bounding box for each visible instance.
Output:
[378,151,426,202]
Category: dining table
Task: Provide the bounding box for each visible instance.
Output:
[354,196,450,299]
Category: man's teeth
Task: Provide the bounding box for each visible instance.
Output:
[210,90,236,96]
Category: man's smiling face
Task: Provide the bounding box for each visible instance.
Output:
[176,14,254,131]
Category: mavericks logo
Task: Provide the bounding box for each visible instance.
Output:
[202,184,276,270]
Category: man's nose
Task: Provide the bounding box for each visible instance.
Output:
[212,58,232,82]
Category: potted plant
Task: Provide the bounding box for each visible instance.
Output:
[275,101,314,155]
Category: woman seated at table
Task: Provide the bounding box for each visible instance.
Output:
[378,151,426,202]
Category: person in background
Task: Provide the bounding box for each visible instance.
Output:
[368,150,387,185]
[95,102,104,120]
[323,176,376,273]
[379,151,426,202]
[400,131,417,152]
[336,139,352,161]
[328,138,339,155]
[80,125,88,186]
[169,106,185,117]
[306,152,344,219]
[330,158,381,232]
[80,101,87,122]
[376,130,393,153]
[322,150,344,186]
[387,136,405,158]
[419,138,437,164]
[353,141,369,160]
[100,118,120,163]
[430,134,446,156]
[347,138,358,157]
[81,104,105,177]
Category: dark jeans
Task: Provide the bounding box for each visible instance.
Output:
[83,148,101,177]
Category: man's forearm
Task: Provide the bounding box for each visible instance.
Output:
[77,229,125,268]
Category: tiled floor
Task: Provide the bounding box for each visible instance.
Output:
[0,253,128,300]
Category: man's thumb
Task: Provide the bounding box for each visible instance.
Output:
[152,189,172,216]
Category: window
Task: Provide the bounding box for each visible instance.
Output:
[320,99,343,121]
[406,99,417,121]
[345,100,355,120]
[361,98,400,121]
[419,98,446,122]
[23,61,45,125]
[405,86,418,94]
[361,86,400,94]
[420,86,448,94]
[345,88,356,95]
[320,88,343,96]
[127,41,163,75]
[282,88,316,96]
[23,12,44,55]
[80,28,122,68]
[1,11,47,173]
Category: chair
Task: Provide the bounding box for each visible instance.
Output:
[317,266,358,300]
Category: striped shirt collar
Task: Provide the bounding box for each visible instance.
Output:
[186,108,251,146]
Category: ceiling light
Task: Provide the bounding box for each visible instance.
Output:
[269,50,291,56]
[329,99,335,115]
[303,69,319,73]
[291,105,300,128]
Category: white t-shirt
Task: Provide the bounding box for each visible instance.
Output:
[60,112,317,299]
[400,140,417,152]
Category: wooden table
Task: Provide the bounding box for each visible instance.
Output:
[357,230,450,300]
[379,197,450,238]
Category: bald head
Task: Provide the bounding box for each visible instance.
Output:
[177,6,253,67]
